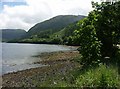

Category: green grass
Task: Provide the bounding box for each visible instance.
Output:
[33,57,120,88]
[33,64,120,88]
[75,64,120,88]
[20,52,120,88]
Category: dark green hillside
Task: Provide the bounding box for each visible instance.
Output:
[27,15,85,36]
[3,1,120,88]
[14,15,85,44]
[16,21,82,44]
[50,21,81,45]
[1,29,26,42]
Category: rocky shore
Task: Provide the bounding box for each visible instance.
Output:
[2,50,80,87]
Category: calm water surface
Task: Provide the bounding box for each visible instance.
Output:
[1,43,75,75]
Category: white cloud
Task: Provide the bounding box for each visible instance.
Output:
[0,0,100,31]
[1,0,26,2]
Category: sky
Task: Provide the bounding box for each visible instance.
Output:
[0,0,101,31]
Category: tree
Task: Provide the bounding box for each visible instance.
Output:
[92,1,120,58]
[76,1,120,65]
[76,17,101,65]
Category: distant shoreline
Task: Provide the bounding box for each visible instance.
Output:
[2,42,80,47]
[6,41,80,46]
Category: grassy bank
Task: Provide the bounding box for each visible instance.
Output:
[75,64,120,88]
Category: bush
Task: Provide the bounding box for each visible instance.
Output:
[76,18,102,65]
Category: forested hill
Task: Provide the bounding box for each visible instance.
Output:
[0,29,26,42]
[8,15,85,43]
[27,15,85,36]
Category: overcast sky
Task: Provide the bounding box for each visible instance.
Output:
[0,0,101,31]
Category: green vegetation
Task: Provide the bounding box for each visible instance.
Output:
[0,29,26,42]
[34,1,120,88]
[75,64,120,88]
[73,1,120,88]
[3,1,120,88]
[72,1,120,66]
[19,57,120,88]
[8,15,85,44]
[27,15,85,36]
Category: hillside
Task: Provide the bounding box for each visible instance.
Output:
[27,15,85,36]
[2,1,120,88]
[0,29,26,42]
[50,21,80,45]
[14,15,85,44]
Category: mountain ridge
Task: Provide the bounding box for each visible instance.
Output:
[0,29,26,42]
[2,15,86,43]
[27,15,85,36]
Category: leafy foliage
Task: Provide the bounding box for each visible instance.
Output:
[74,1,120,65]
[92,1,120,58]
[74,17,101,65]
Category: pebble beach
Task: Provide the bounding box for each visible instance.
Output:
[2,50,80,87]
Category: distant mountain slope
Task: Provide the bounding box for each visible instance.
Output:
[16,20,82,44]
[7,15,86,44]
[0,29,26,41]
[49,21,81,45]
[27,15,85,36]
